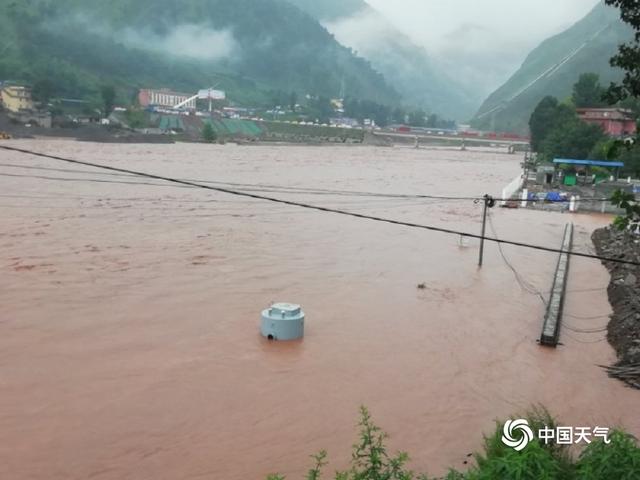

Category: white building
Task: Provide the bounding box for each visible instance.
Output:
[138,88,196,110]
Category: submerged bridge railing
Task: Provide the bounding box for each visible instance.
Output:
[540,223,574,347]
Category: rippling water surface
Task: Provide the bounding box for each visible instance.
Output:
[1,140,638,479]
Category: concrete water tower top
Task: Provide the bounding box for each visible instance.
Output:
[261,303,305,341]
[269,303,302,317]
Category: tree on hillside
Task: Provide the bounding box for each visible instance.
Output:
[605,0,640,103]
[344,98,392,127]
[572,72,606,108]
[392,107,406,124]
[407,109,426,127]
[32,79,55,105]
[426,113,440,128]
[539,118,606,162]
[309,96,334,124]
[529,96,574,152]
[100,85,116,118]
[202,122,217,143]
[617,143,640,177]
[603,3,640,175]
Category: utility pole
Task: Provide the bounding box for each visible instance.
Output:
[478,195,495,267]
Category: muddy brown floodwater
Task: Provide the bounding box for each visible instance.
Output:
[1,139,638,479]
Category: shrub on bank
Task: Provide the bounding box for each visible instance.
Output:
[267,406,640,480]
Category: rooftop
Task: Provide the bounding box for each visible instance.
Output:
[553,158,624,168]
[576,108,635,121]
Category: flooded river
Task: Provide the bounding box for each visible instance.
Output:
[1,140,638,479]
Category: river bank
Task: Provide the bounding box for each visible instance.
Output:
[592,227,640,389]
[0,113,174,144]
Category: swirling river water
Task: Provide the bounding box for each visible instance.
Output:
[1,140,638,479]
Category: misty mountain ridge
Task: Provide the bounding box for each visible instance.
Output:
[471,1,632,134]
[288,0,480,120]
[1,0,627,126]
[284,0,367,21]
[0,0,400,107]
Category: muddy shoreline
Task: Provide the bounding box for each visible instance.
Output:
[592,227,640,389]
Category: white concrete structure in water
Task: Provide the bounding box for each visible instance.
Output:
[261,303,305,341]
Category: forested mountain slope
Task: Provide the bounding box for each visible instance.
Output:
[0,0,398,106]
[471,1,632,134]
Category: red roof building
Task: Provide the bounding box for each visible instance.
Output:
[577,108,637,137]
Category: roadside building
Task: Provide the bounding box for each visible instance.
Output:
[138,88,196,110]
[577,108,637,137]
[1,85,34,112]
[329,117,359,128]
[553,158,624,186]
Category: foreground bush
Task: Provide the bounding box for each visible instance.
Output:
[267,406,640,480]
[575,430,640,479]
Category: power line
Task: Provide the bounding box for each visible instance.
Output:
[488,212,614,336]
[0,171,187,188]
[0,161,611,203]
[1,144,638,267]
[0,162,477,201]
[0,176,464,212]
[487,211,549,305]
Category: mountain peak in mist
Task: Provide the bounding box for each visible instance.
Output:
[471,1,630,133]
[287,0,479,120]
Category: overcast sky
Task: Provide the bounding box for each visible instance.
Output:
[364,0,602,94]
[367,0,600,53]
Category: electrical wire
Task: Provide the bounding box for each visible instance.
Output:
[487,210,549,305]
[487,210,621,336]
[1,144,638,267]
[0,162,477,201]
[0,160,611,202]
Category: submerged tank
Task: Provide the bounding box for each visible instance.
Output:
[261,303,305,341]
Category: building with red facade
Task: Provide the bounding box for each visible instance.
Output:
[576,108,637,137]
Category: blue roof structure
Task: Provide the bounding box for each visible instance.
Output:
[553,159,624,168]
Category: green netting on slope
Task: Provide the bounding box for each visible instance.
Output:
[221,119,241,134]
[220,119,262,136]
[243,121,262,136]
[201,118,262,137]
[157,115,185,131]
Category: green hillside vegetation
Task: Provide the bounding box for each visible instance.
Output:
[530,95,607,164]
[287,0,478,121]
[0,0,398,109]
[472,1,632,134]
[528,72,640,177]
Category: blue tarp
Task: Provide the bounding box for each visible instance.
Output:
[553,159,624,168]
[545,192,568,202]
[528,192,568,202]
